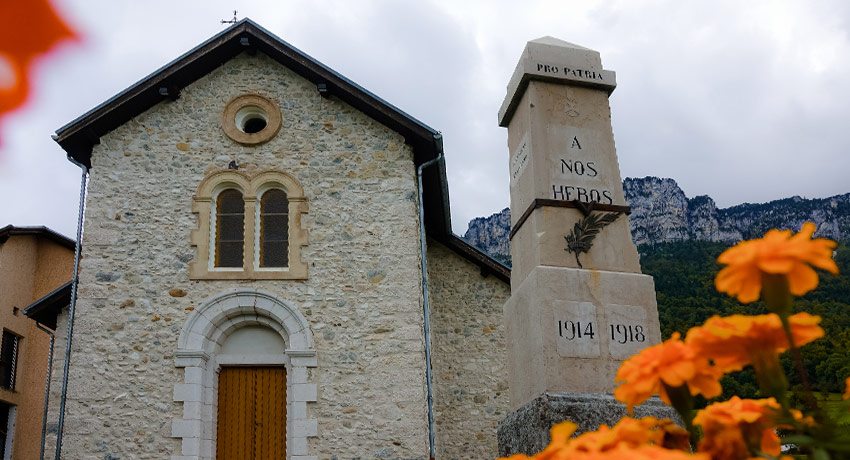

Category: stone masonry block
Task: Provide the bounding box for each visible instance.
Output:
[173,383,202,402]
[293,419,318,437]
[184,367,203,384]
[182,330,208,350]
[172,419,201,438]
[290,401,307,420]
[289,437,307,456]
[289,366,308,384]
[198,302,225,322]
[181,437,200,456]
[291,383,317,402]
[182,401,202,420]
[200,440,212,458]
[290,355,318,368]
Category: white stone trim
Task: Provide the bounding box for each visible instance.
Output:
[172,288,317,460]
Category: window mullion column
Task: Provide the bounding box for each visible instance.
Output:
[243,195,257,275]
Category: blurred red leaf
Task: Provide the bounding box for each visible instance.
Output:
[0,0,77,118]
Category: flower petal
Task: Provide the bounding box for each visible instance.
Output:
[786,263,819,297]
[715,223,839,302]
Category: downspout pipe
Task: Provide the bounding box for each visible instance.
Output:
[417,133,443,460]
[34,322,55,460]
[55,163,88,460]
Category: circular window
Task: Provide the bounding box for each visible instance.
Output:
[222,94,282,145]
[235,106,268,134]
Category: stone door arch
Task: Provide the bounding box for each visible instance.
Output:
[171,288,317,460]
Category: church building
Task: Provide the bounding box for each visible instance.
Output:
[48,19,511,460]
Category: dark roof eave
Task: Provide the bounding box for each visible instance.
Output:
[23,280,73,330]
[0,225,76,249]
[439,234,511,283]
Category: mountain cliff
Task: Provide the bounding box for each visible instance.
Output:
[463,176,850,263]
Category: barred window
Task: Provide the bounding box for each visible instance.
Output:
[0,331,19,390]
[0,402,11,457]
[215,189,245,268]
[260,189,289,267]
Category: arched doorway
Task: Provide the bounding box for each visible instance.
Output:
[171,289,317,460]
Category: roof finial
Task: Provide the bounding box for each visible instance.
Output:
[221,10,238,25]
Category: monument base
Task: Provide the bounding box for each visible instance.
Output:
[497,392,681,457]
[503,266,662,404]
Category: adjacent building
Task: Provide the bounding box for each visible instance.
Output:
[0,225,74,460]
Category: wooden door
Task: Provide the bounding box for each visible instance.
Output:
[217,367,287,459]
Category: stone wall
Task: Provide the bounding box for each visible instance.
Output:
[47,52,431,459]
[427,239,511,460]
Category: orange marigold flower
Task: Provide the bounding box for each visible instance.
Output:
[685,313,823,373]
[561,444,709,460]
[715,222,838,303]
[533,421,578,460]
[654,418,692,451]
[557,417,682,453]
[615,333,722,413]
[693,397,787,460]
[523,419,704,460]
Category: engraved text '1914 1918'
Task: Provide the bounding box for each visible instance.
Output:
[553,301,650,359]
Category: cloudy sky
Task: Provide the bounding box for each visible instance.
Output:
[2,0,849,239]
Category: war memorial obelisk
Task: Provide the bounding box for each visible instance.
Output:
[496,38,677,455]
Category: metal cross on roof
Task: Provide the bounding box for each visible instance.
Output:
[221,10,238,25]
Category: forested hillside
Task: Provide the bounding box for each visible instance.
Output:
[640,240,850,395]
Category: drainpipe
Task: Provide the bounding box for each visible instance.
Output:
[34,322,55,460]
[416,133,443,460]
[55,164,88,460]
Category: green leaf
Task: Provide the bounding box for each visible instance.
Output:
[812,447,831,460]
[564,211,622,267]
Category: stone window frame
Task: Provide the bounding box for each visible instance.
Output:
[172,288,318,460]
[190,169,308,280]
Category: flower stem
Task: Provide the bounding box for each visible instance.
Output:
[663,382,699,448]
[762,274,793,319]
[762,274,820,416]
[751,351,789,406]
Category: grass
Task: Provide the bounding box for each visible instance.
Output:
[816,393,850,429]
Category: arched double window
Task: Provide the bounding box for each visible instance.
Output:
[190,169,308,280]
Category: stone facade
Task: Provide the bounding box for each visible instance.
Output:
[48,52,438,459]
[426,239,511,460]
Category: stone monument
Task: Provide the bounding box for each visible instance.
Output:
[496,37,677,456]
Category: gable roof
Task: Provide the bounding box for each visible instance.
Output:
[0,225,76,250]
[53,19,509,283]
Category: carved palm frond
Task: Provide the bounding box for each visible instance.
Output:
[564,211,621,268]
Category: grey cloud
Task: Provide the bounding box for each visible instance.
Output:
[2,0,850,238]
